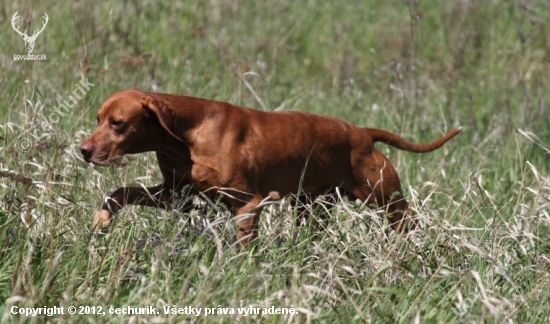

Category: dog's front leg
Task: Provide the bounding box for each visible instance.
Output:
[93,184,184,228]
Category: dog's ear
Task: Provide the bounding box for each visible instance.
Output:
[141,96,184,142]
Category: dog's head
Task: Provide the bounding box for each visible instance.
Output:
[79,89,181,166]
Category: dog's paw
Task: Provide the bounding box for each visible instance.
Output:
[93,210,112,229]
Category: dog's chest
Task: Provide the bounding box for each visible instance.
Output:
[155,152,193,184]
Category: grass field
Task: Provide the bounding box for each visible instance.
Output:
[1,0,549,322]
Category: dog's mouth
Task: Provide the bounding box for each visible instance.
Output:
[85,154,123,166]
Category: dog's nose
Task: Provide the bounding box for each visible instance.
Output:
[79,142,93,162]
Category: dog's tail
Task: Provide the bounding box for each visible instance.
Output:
[365,127,462,153]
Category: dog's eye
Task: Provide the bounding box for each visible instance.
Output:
[110,120,124,129]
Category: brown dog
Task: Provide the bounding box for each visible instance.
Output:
[79,89,460,244]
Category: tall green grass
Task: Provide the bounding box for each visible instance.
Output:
[1,0,549,322]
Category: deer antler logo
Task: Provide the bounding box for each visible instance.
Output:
[11,11,49,54]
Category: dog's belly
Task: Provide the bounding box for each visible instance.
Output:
[256,156,355,198]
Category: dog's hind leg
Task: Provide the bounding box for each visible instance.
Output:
[232,195,265,246]
[350,150,416,232]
